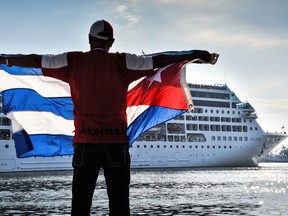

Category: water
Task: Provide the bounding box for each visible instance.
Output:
[0,163,287,216]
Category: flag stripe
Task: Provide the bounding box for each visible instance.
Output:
[2,89,73,119]
[127,106,186,143]
[0,69,70,97]
[7,111,74,136]
[14,131,73,158]
[126,104,149,126]
[0,64,42,75]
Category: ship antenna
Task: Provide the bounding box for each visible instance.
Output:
[224,60,227,85]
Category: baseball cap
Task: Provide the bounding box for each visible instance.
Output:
[89,20,114,40]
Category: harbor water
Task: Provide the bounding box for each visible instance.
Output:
[0,163,287,216]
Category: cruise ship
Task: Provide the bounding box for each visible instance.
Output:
[0,83,287,172]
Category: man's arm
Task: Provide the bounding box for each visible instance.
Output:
[152,50,214,69]
[0,54,42,68]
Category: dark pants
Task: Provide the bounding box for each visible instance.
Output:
[71,143,131,216]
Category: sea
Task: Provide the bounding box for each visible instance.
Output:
[0,163,287,216]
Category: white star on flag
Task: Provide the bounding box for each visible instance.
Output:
[146,65,170,88]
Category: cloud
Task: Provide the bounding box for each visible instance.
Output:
[114,4,128,14]
[113,2,140,26]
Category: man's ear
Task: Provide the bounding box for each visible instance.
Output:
[108,38,115,47]
[88,34,93,44]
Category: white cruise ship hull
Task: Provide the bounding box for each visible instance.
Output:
[1,83,287,172]
[0,132,286,172]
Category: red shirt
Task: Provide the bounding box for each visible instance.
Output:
[41,49,154,144]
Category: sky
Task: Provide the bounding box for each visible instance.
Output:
[1,0,288,145]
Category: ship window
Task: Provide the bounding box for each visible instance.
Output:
[186,124,198,131]
[186,115,193,121]
[193,108,203,114]
[167,123,185,134]
[212,136,215,141]
[228,136,232,141]
[190,91,230,100]
[170,145,173,148]
[5,144,9,148]
[187,133,206,142]
[164,145,166,148]
[217,136,221,141]
[199,124,209,131]
[238,126,242,132]
[137,145,140,148]
[0,117,11,126]
[181,136,186,142]
[144,145,147,148]
[250,127,253,131]
[174,136,180,142]
[255,127,258,131]
[174,115,184,120]
[239,137,243,141]
[244,137,248,141]
[210,125,215,131]
[234,137,237,141]
[168,135,173,141]
[223,136,227,141]
[0,129,10,140]
[221,117,231,122]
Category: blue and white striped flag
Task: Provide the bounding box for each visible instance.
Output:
[0,64,74,157]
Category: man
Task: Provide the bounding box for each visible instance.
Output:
[0,20,216,215]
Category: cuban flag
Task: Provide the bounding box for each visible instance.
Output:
[126,60,193,142]
[0,51,193,158]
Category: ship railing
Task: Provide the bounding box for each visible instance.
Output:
[242,112,258,119]
[236,102,255,112]
[187,83,229,90]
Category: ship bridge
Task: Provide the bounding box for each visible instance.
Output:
[236,102,257,119]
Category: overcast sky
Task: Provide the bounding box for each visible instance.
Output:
[1,0,288,144]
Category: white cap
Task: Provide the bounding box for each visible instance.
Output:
[89,20,114,40]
